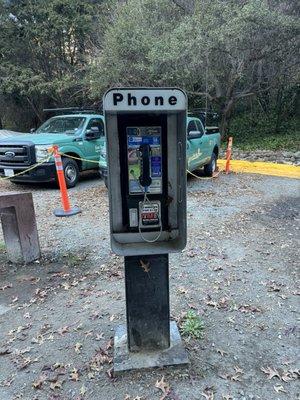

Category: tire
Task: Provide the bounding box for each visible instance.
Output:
[204,153,217,177]
[104,176,108,188]
[62,158,79,188]
[10,181,23,185]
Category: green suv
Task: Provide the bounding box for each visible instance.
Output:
[0,113,105,187]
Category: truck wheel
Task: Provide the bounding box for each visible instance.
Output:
[62,158,79,188]
[204,153,217,177]
[104,176,108,188]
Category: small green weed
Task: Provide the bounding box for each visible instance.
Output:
[64,252,86,267]
[181,310,204,339]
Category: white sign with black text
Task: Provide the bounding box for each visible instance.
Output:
[103,88,187,111]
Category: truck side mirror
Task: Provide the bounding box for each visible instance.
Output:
[188,130,203,139]
[85,126,100,140]
[30,128,35,133]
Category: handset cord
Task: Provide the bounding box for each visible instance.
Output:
[130,170,163,243]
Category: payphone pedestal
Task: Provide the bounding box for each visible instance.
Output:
[113,254,189,374]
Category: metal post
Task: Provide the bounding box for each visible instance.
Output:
[125,254,170,351]
[113,253,189,373]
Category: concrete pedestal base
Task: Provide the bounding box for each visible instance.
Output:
[113,321,189,374]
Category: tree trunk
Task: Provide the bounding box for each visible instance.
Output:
[220,98,235,137]
[26,97,43,123]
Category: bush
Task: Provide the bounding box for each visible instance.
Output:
[229,113,300,151]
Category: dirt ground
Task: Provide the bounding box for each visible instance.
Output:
[0,171,299,400]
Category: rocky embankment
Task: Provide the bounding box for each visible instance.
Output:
[221,149,300,165]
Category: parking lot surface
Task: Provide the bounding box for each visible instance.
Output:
[0,172,299,400]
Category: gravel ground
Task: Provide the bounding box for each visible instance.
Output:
[0,171,299,400]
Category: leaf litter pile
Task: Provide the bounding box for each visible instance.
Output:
[0,173,299,399]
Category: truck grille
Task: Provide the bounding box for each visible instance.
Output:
[0,143,36,166]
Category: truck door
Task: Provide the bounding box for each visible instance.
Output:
[186,119,202,171]
[83,118,104,168]
[195,119,210,164]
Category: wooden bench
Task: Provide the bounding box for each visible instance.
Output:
[0,192,40,263]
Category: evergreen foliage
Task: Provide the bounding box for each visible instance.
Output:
[0,0,299,147]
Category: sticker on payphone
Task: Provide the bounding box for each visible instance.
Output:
[139,201,161,228]
[127,127,162,195]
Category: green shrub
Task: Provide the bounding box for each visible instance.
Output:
[228,114,300,151]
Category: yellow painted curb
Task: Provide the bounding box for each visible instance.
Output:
[218,159,300,179]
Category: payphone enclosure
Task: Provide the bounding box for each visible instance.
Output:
[103,88,187,256]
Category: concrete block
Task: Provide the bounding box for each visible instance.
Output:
[113,321,189,374]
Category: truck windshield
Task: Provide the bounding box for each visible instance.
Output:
[35,117,86,135]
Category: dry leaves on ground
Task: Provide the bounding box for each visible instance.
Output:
[261,366,299,382]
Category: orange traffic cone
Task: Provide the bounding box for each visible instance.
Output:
[225,137,233,174]
[52,146,81,217]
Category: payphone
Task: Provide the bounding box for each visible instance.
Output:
[104,88,187,256]
[103,88,188,372]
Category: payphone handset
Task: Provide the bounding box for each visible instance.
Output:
[127,126,163,242]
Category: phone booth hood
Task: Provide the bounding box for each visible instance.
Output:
[103,88,187,256]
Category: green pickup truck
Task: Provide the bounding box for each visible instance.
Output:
[99,117,221,185]
[0,113,105,187]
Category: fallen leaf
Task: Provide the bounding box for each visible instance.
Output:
[139,259,150,273]
[219,373,229,380]
[75,343,82,353]
[62,283,70,290]
[201,390,214,400]
[105,338,113,351]
[261,366,280,380]
[155,376,170,398]
[239,304,261,313]
[234,366,244,374]
[177,286,188,294]
[230,374,241,382]
[58,326,69,335]
[80,384,87,396]
[274,385,286,393]
[106,367,114,379]
[69,368,79,381]
[0,376,15,387]
[0,284,12,290]
[281,371,293,382]
[217,348,227,356]
[32,375,46,389]
[0,348,11,356]
[50,380,63,390]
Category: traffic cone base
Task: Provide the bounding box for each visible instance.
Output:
[54,206,82,217]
